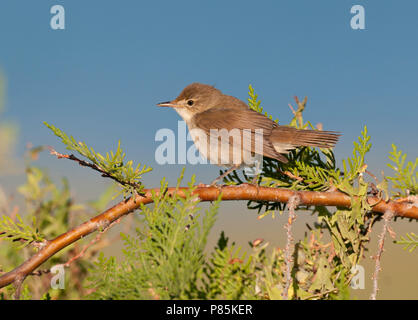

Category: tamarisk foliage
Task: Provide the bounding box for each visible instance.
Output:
[87,172,222,299]
[44,122,152,198]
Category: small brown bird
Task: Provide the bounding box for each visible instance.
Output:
[158,83,340,184]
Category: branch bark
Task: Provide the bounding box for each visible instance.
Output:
[0,184,417,289]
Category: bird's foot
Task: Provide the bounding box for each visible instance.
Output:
[250,174,259,185]
[196,182,211,188]
[209,182,225,192]
[195,181,224,191]
[240,175,261,194]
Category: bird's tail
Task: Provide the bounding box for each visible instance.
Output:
[271,126,340,153]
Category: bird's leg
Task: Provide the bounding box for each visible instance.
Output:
[279,168,303,182]
[210,164,240,186]
[249,158,262,185]
[250,173,259,185]
[245,166,262,195]
[243,173,261,196]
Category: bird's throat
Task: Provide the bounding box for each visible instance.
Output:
[174,107,194,122]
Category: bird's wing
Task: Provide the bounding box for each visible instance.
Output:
[191,106,288,163]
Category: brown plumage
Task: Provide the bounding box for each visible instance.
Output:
[158,83,340,166]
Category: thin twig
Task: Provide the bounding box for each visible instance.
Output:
[303,288,339,300]
[370,210,394,300]
[282,195,300,300]
[48,147,143,191]
[13,274,25,300]
[394,195,418,206]
[29,269,51,277]
[294,96,306,128]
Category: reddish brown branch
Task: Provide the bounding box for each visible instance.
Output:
[61,218,121,269]
[0,185,417,289]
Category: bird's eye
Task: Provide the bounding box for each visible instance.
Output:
[187,100,194,106]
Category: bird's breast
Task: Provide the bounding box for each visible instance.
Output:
[187,122,260,168]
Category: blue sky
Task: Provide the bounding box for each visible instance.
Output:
[0,0,417,192]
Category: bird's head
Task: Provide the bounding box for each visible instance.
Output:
[157,83,222,121]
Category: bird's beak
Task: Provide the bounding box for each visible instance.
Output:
[157,101,182,108]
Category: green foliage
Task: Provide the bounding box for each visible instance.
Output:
[247,84,262,113]
[395,233,418,252]
[320,207,370,270]
[44,122,152,198]
[321,128,373,272]
[341,126,371,183]
[277,233,351,300]
[0,147,116,299]
[299,243,334,294]
[387,144,417,197]
[1,284,32,300]
[283,147,341,192]
[87,173,221,299]
[202,232,256,299]
[0,214,44,248]
[17,166,80,240]
[247,84,278,122]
